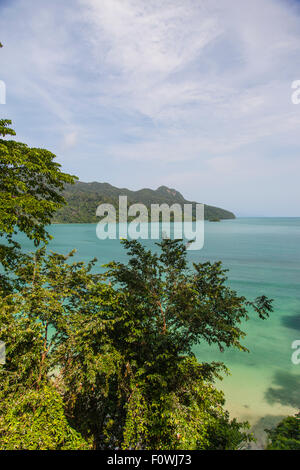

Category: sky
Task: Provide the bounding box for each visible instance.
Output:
[1,0,300,216]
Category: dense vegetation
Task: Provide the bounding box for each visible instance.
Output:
[0,119,76,293]
[0,119,279,450]
[1,237,267,450]
[265,413,300,450]
[52,181,236,223]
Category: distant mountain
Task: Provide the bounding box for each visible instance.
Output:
[52,181,235,223]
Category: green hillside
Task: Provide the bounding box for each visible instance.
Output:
[52,181,235,223]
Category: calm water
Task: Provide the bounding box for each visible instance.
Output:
[17,218,300,447]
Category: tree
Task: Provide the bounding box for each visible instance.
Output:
[0,246,126,449]
[0,248,102,449]
[266,413,300,450]
[96,239,272,449]
[1,238,272,449]
[0,385,90,450]
[0,118,76,245]
[0,119,77,290]
[0,40,82,446]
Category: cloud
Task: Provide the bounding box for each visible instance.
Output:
[62,130,78,149]
[0,0,300,214]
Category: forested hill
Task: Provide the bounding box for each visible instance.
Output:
[52,181,236,223]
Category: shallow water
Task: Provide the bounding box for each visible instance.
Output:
[16,218,300,447]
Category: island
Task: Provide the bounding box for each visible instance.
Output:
[52,181,236,223]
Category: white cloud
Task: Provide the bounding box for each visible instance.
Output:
[62,131,78,149]
[78,0,300,149]
[0,0,300,214]
[79,0,224,119]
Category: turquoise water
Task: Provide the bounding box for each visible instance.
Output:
[16,218,300,447]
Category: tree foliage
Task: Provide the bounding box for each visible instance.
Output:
[0,385,90,450]
[0,239,273,450]
[0,111,84,449]
[266,413,300,450]
[0,119,76,281]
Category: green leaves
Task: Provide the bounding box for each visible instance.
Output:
[0,385,91,450]
[100,238,273,449]
[266,413,300,450]
[0,121,77,274]
[0,120,16,137]
[106,239,273,357]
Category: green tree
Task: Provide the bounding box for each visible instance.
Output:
[266,413,300,450]
[0,42,82,445]
[98,239,272,449]
[0,248,103,449]
[0,240,273,450]
[0,119,76,290]
[0,246,127,449]
[0,385,90,450]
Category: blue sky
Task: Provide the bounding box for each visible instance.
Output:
[1,0,300,216]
